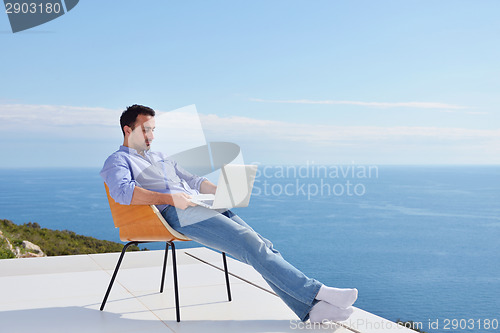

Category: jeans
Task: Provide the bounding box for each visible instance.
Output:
[161,205,322,321]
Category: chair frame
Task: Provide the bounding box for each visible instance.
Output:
[100,240,232,322]
[100,184,232,322]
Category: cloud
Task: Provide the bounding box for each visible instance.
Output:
[200,114,500,164]
[2,103,496,145]
[464,111,490,115]
[1,103,498,165]
[200,113,499,146]
[0,104,122,126]
[249,98,469,110]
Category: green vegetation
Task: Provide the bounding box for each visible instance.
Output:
[0,236,16,259]
[0,219,141,258]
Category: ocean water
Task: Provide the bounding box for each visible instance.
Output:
[1,165,499,332]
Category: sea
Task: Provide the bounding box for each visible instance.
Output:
[1,165,499,333]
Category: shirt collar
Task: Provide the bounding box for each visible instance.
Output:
[119,145,152,157]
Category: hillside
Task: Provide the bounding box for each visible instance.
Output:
[0,219,141,259]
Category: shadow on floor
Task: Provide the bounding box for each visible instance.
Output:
[0,306,347,332]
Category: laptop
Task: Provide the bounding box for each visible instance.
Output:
[190,164,258,209]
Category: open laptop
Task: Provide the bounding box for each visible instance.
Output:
[190,164,258,209]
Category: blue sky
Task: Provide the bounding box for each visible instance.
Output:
[1,0,499,167]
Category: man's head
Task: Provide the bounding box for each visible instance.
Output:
[120,104,155,135]
[120,104,156,153]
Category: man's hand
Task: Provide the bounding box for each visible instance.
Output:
[171,192,196,210]
[200,180,217,194]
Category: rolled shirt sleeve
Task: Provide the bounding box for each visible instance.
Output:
[172,159,208,192]
[100,153,136,205]
[100,146,208,207]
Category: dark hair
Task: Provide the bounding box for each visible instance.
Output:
[120,104,155,136]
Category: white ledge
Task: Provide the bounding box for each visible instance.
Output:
[0,247,417,332]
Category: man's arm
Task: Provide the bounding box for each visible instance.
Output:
[171,159,210,193]
[200,180,217,194]
[130,186,196,210]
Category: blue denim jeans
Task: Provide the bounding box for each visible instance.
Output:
[161,205,322,321]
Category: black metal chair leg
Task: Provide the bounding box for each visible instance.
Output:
[100,241,138,311]
[222,252,232,301]
[170,242,181,322]
[160,242,170,293]
[101,241,232,323]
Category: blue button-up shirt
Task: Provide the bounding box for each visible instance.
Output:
[100,146,207,211]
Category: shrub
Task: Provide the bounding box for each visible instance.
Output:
[0,219,141,257]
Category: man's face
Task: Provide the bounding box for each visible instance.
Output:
[127,114,155,152]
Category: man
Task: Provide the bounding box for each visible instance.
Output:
[100,104,358,323]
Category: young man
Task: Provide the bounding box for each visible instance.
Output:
[100,104,358,322]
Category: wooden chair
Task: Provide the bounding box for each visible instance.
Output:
[100,183,232,322]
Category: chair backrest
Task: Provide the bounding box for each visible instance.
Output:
[104,183,190,242]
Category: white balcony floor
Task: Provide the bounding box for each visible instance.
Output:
[0,247,416,333]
